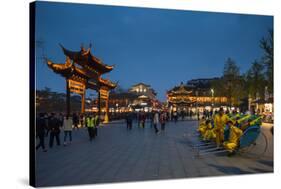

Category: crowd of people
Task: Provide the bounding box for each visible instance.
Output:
[125,110,172,134]
[36,112,100,152]
[36,108,218,152]
[36,107,266,153]
[123,109,217,134]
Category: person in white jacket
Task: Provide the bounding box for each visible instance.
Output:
[63,116,73,146]
[153,111,159,134]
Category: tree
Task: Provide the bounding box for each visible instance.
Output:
[245,60,266,100]
[36,88,82,113]
[223,58,240,77]
[212,58,246,107]
[210,78,224,97]
[224,58,246,106]
[260,29,273,93]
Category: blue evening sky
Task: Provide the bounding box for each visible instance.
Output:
[35,1,273,101]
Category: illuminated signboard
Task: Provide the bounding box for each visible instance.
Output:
[68,79,85,95]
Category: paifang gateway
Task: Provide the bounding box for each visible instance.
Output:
[46,44,117,123]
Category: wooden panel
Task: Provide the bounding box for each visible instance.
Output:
[99,89,109,100]
[68,79,85,95]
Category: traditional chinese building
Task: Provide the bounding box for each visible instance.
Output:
[104,83,159,113]
[108,92,138,113]
[167,79,227,112]
[46,44,117,123]
[167,83,195,107]
[129,83,157,99]
[129,83,158,111]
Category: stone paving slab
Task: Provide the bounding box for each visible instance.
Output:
[35,120,273,187]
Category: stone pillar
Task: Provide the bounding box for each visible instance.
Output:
[81,89,85,114]
[98,89,101,121]
[103,94,109,123]
[66,79,70,117]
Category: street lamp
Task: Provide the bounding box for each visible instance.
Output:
[211,88,214,107]
[196,90,199,120]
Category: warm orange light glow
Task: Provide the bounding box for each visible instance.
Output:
[68,79,85,95]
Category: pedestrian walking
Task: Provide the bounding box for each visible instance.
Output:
[150,112,154,128]
[140,111,146,128]
[58,113,64,127]
[45,113,51,137]
[169,111,172,121]
[137,112,141,127]
[173,111,178,123]
[166,111,170,122]
[36,113,47,152]
[72,113,79,130]
[189,110,193,120]
[86,114,95,141]
[160,111,166,131]
[49,113,61,148]
[153,111,159,134]
[80,113,85,128]
[181,110,185,121]
[126,113,133,130]
[63,115,73,146]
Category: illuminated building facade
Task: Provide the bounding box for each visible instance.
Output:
[106,83,159,113]
[129,83,158,111]
[167,79,228,112]
[108,92,138,113]
[129,83,157,99]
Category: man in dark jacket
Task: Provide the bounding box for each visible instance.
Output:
[36,113,47,152]
[72,113,79,130]
[49,113,61,148]
[126,113,133,130]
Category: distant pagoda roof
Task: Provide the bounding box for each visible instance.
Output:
[60,44,114,74]
[131,82,151,88]
[167,82,193,96]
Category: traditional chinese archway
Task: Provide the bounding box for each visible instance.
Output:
[46,44,117,123]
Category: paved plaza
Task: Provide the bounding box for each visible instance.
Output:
[36,120,273,187]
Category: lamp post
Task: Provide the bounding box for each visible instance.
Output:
[196,90,199,120]
[211,88,214,107]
